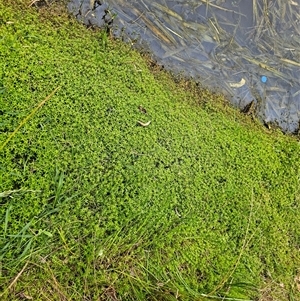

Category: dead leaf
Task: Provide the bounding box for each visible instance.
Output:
[19,292,33,300]
[104,286,119,301]
[138,105,147,114]
[137,120,151,127]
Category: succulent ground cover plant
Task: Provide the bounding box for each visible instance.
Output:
[0,1,299,300]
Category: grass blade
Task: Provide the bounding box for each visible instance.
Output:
[0,87,60,151]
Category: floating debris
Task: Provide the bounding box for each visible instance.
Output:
[229,78,246,88]
[261,76,268,83]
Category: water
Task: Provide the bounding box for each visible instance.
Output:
[68,0,300,133]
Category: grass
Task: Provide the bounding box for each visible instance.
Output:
[0,1,300,300]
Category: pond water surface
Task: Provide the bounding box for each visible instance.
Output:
[68,0,300,133]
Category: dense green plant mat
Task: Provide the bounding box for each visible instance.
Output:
[0,1,300,300]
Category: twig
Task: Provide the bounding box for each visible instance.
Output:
[0,262,29,297]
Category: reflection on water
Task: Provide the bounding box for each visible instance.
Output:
[68,0,300,133]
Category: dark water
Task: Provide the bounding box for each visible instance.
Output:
[68,0,300,133]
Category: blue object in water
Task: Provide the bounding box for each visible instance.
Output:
[261,75,268,83]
